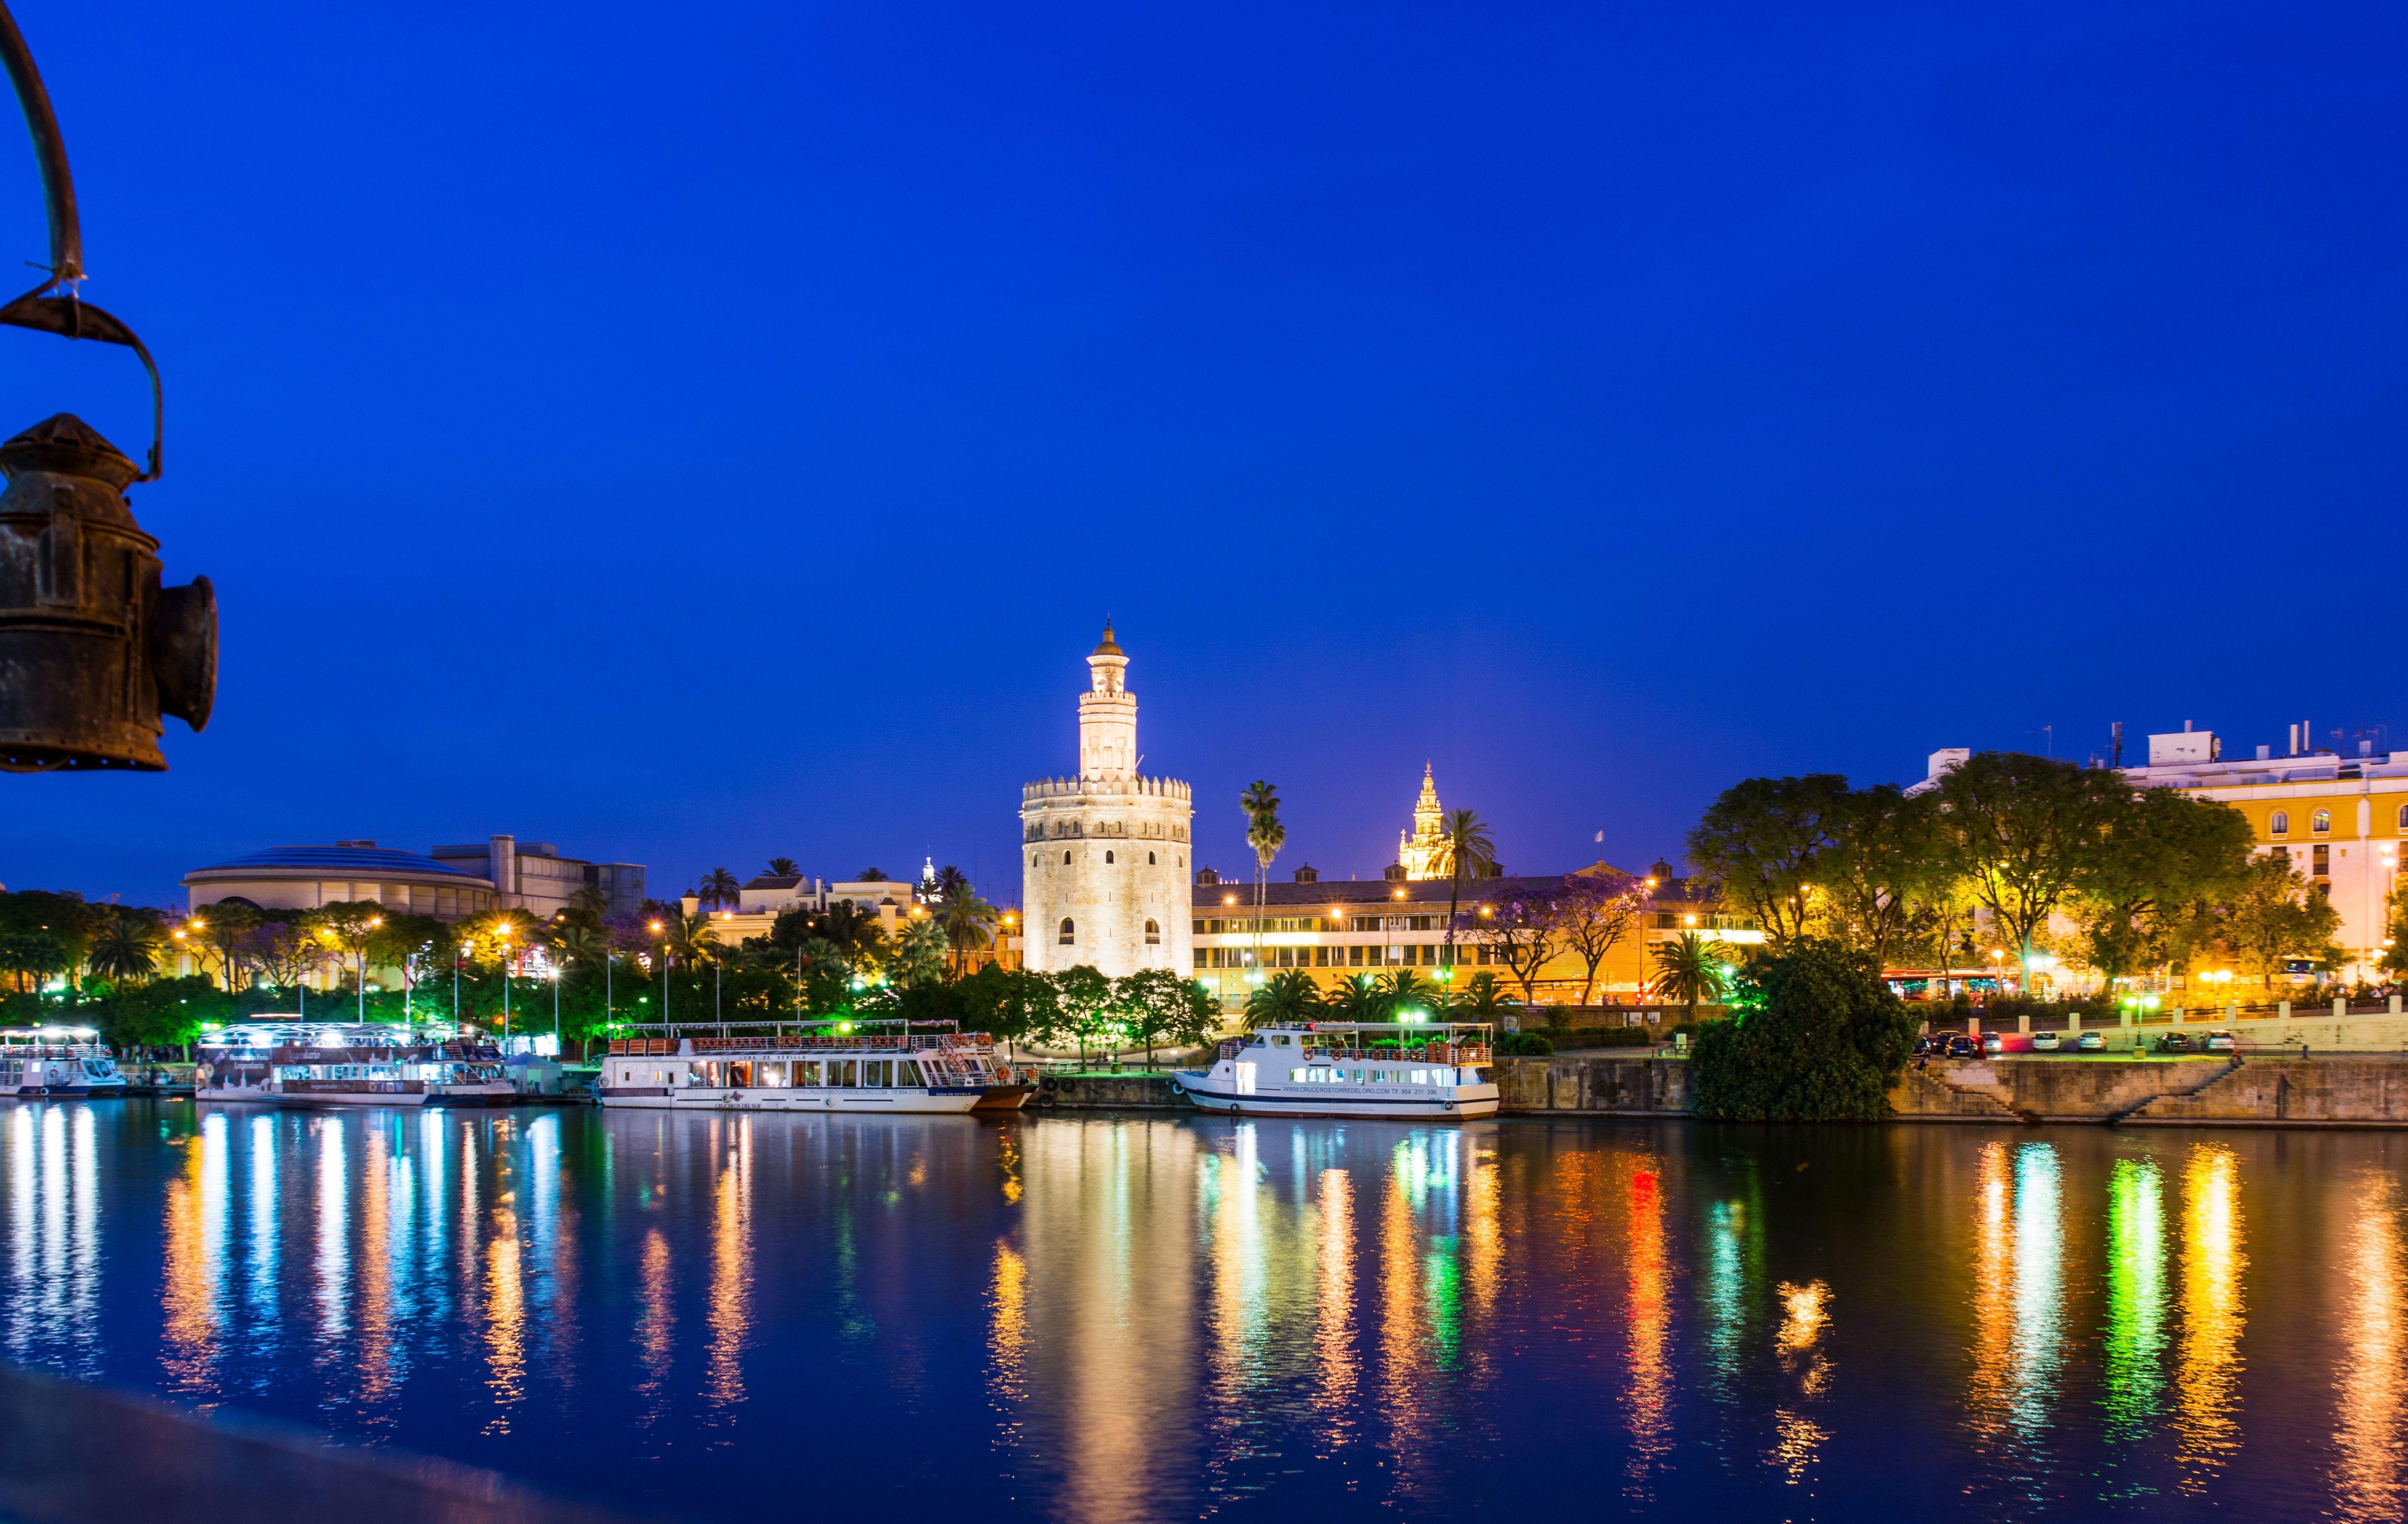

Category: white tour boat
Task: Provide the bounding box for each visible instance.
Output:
[194,1022,516,1107]
[0,1027,127,1098]
[598,1020,1032,1114]
[1172,1020,1500,1119]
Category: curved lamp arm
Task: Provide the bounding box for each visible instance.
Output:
[0,0,161,481]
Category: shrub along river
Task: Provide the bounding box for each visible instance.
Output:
[0,1101,2401,1522]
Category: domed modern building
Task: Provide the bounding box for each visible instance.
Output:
[181,842,498,922]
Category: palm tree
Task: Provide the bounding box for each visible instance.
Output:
[1652,931,1729,1023]
[698,867,741,910]
[1244,969,1323,1028]
[1380,969,1440,1022]
[668,912,720,963]
[85,911,162,985]
[766,857,800,878]
[937,889,1001,979]
[549,924,606,972]
[1329,974,1389,1023]
[1434,808,1496,973]
[930,864,972,903]
[1240,780,1283,988]
[1444,970,1519,1021]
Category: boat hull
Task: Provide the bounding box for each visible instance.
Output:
[1175,1080,1500,1120]
[598,1086,982,1115]
[972,1083,1036,1112]
[196,1086,518,1108]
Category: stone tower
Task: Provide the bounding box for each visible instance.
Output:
[1397,763,1448,880]
[1021,625,1194,978]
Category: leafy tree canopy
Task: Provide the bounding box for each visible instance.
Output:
[1690,940,1919,1122]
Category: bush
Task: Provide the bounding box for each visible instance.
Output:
[1494,1031,1554,1057]
[1969,994,2116,1024]
[1691,939,1918,1122]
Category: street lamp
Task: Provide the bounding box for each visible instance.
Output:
[651,920,668,1026]
[495,921,513,1040]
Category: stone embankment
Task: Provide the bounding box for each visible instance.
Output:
[1494,1052,2408,1126]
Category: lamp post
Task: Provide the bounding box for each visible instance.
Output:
[651,920,667,1026]
[496,922,513,1040]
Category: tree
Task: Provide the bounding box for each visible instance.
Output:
[306,900,387,1010]
[1481,885,1565,1006]
[2382,880,2408,981]
[2217,854,2345,988]
[668,911,721,965]
[937,889,1001,980]
[1379,970,1443,1021]
[1240,780,1284,983]
[1052,965,1115,1063]
[1112,969,1216,1066]
[187,900,261,991]
[1685,775,1851,951]
[856,867,889,882]
[1813,785,1941,967]
[1651,931,1729,1023]
[2071,786,2254,995]
[1434,808,1496,969]
[957,965,1060,1056]
[698,868,741,910]
[247,919,327,994]
[1690,940,1920,1121]
[1934,751,2135,991]
[890,917,948,990]
[930,864,972,903]
[0,931,73,994]
[1445,970,1519,1022]
[1329,974,1388,1022]
[85,909,163,985]
[1553,869,1650,1007]
[766,857,800,878]
[1244,969,1323,1027]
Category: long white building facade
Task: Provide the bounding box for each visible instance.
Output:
[1021,626,1194,978]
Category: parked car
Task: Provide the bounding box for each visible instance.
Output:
[2205,1030,2236,1052]
[1945,1034,1977,1058]
[2155,1032,2193,1054]
[1915,1035,1940,1057]
[2077,1031,2107,1052]
[1980,1032,2004,1056]
[2031,1031,2061,1051]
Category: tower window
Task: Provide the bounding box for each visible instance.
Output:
[2270,811,2289,837]
[1105,851,1114,864]
[1144,919,1161,945]
[1031,854,1039,867]
[1063,851,1072,864]
[1148,851,1157,864]
[1058,918,1075,946]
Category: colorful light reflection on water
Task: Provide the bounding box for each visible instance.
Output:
[0,1105,2400,1522]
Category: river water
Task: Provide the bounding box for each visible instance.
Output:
[0,1101,2401,1522]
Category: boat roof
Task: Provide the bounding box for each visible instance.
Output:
[0,1026,99,1039]
[1255,1020,1492,1034]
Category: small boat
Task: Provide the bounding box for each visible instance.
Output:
[0,1028,127,1097]
[598,1019,1018,1115]
[1172,1020,1501,1119]
[194,1022,516,1108]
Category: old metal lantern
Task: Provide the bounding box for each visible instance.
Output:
[0,2,213,771]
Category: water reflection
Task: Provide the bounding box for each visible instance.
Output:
[0,1107,2396,1523]
[2101,1157,2166,1436]
[2331,1167,2406,1522]
[2175,1143,2246,1492]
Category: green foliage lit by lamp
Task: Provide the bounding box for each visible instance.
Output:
[1690,939,1919,1122]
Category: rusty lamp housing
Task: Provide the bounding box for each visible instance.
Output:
[0,1,214,771]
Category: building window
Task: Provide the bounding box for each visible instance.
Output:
[1031,855,1038,868]
[1058,918,1075,946]
[1105,851,1115,864]
[2269,811,2288,837]
[2313,844,2330,876]
[1194,950,1207,969]
[2313,809,2332,836]
[1148,852,1157,864]
[1144,919,1160,945]
[2398,803,2407,832]
[1063,851,1072,865]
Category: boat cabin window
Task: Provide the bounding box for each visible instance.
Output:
[1270,1034,1292,1047]
[863,1061,888,1088]
[797,1060,822,1087]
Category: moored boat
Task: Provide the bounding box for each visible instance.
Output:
[194,1022,515,1107]
[598,1019,1023,1115]
[0,1027,126,1097]
[1172,1020,1500,1119]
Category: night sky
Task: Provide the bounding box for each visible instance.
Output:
[3,0,2401,910]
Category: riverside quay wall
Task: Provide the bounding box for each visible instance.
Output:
[1496,1053,2408,1125]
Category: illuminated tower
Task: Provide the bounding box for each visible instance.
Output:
[1397,763,1448,880]
[1020,625,1194,977]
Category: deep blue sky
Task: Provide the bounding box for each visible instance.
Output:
[4,0,2402,910]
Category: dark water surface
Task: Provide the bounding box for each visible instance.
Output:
[1,1102,2402,1522]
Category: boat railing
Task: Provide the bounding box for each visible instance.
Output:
[1232,1041,1489,1065]
[614,1032,1000,1055]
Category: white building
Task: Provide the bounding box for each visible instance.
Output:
[1020,626,1194,978]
